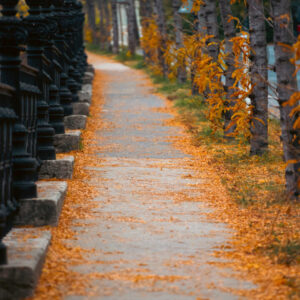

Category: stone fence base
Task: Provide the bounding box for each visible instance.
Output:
[0,66,95,299]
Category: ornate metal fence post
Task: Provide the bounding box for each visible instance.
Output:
[24,0,56,160]
[53,0,73,116]
[0,86,17,265]
[74,1,85,85]
[75,1,88,74]
[0,0,38,200]
[64,0,81,102]
[41,1,65,134]
[20,63,41,164]
[80,2,88,73]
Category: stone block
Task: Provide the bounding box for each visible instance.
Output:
[0,228,51,300]
[86,64,95,74]
[82,72,94,84]
[14,181,67,227]
[54,130,81,153]
[78,90,92,103]
[81,84,92,95]
[38,156,74,179]
[64,115,87,130]
[72,102,90,116]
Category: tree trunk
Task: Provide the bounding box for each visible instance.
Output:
[248,0,268,155]
[97,0,105,50]
[140,0,153,60]
[203,0,219,61]
[86,0,97,43]
[139,0,149,19]
[118,3,124,47]
[132,0,140,46]
[219,0,236,137]
[153,0,168,77]
[191,10,206,95]
[103,0,111,51]
[172,0,187,83]
[112,0,119,54]
[271,0,300,199]
[140,0,153,19]
[197,6,207,35]
[126,0,136,56]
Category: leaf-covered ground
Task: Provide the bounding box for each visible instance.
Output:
[28,52,299,300]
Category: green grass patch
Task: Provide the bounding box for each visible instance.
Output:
[268,240,300,266]
[86,43,113,56]
[133,60,146,69]
[115,47,143,62]
[79,137,84,151]
[156,80,190,95]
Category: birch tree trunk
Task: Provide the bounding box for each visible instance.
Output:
[112,0,119,54]
[139,0,146,19]
[153,0,168,77]
[248,0,268,155]
[197,7,206,35]
[271,0,300,199]
[203,0,219,62]
[219,0,236,137]
[126,0,136,56]
[118,3,124,48]
[132,0,140,46]
[97,0,105,50]
[86,0,97,43]
[103,0,111,51]
[142,0,153,18]
[172,0,187,83]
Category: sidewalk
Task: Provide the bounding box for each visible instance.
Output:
[32,53,255,300]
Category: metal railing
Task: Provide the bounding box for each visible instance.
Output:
[0,0,87,265]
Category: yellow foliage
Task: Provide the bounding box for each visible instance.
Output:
[142,15,253,140]
[181,0,204,13]
[227,31,252,140]
[85,27,93,44]
[142,5,300,142]
[141,18,163,76]
[17,0,29,17]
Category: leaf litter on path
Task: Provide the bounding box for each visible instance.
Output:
[29,52,299,300]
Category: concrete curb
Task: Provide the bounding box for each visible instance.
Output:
[0,229,51,300]
[72,102,90,116]
[78,90,92,103]
[82,72,94,84]
[14,181,68,227]
[38,156,74,179]
[86,64,95,74]
[54,130,82,153]
[64,115,87,130]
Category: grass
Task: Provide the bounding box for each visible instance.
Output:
[79,137,84,151]
[268,240,300,266]
[86,43,113,56]
[113,47,144,63]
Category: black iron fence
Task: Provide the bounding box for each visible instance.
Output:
[0,0,87,265]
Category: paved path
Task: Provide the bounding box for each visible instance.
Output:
[66,54,254,299]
